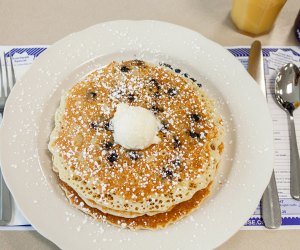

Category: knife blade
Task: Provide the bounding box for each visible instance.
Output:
[248,40,281,229]
[248,41,267,97]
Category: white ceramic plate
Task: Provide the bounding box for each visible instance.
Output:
[0,20,273,249]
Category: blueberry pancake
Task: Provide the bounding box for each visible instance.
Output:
[59,178,212,230]
[48,60,224,228]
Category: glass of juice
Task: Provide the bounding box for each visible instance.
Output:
[231,0,287,36]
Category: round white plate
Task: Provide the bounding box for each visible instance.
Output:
[0,20,273,249]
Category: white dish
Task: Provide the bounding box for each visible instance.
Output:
[0,20,273,249]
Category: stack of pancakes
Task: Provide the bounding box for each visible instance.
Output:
[48,60,224,230]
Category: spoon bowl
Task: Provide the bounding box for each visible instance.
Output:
[275,63,300,200]
[275,63,300,115]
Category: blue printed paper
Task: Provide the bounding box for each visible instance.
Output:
[1,45,300,230]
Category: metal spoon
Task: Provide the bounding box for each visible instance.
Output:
[275,63,300,200]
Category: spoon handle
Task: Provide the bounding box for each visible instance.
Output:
[289,114,300,200]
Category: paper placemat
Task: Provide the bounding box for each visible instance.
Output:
[229,46,300,229]
[1,45,300,230]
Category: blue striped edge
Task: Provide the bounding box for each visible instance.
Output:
[3,224,32,227]
[4,47,47,58]
[0,224,34,231]
[4,47,300,59]
[245,216,300,227]
[228,47,300,57]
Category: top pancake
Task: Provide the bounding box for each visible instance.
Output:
[48,60,224,216]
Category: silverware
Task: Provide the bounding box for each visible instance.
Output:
[0,52,15,225]
[248,40,281,229]
[275,63,300,200]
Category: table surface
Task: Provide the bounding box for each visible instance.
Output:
[1,0,300,249]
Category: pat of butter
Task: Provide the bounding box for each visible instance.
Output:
[111,103,162,150]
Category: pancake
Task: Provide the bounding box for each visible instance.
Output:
[74,188,164,218]
[49,60,224,218]
[59,179,211,230]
